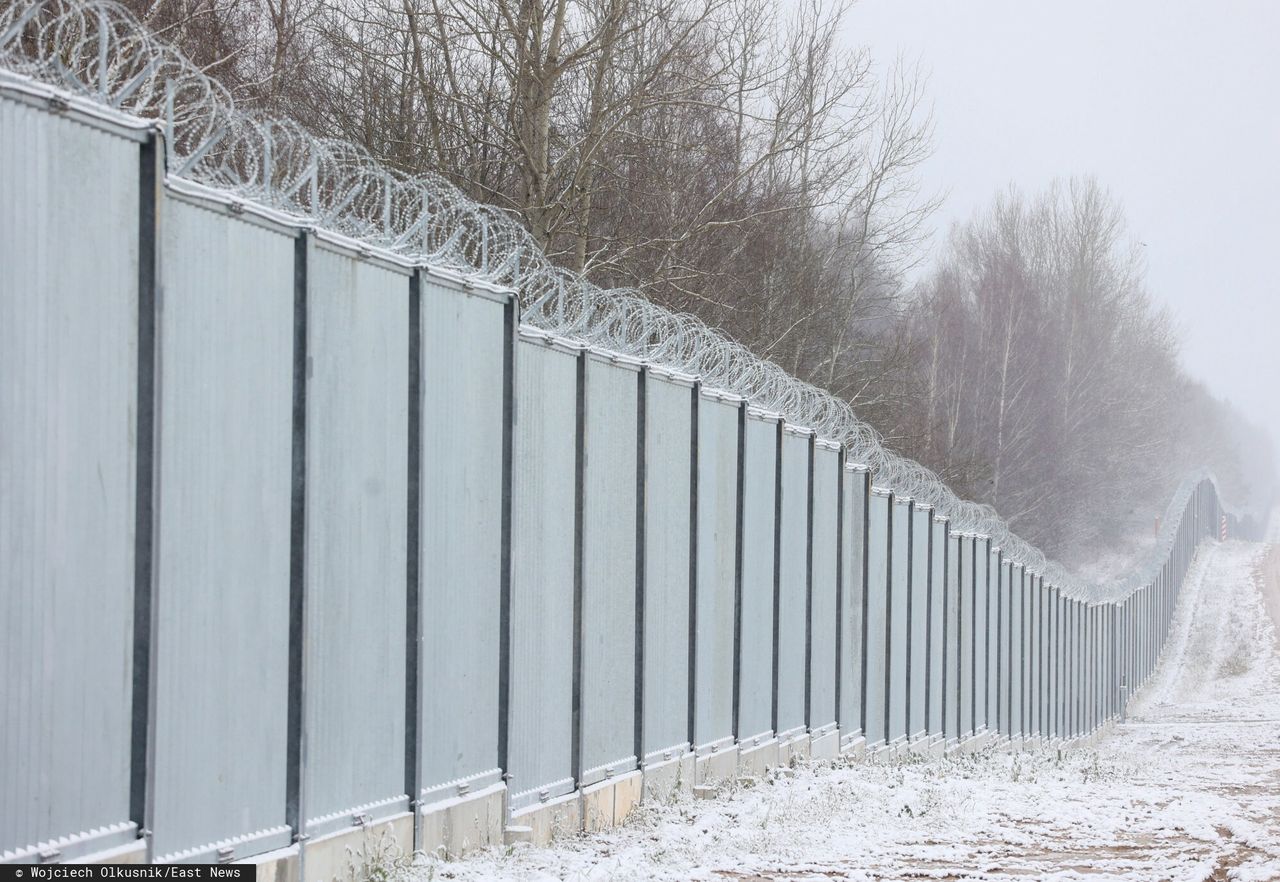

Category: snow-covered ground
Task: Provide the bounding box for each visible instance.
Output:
[405,527,1280,882]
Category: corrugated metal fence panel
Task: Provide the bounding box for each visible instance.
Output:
[776,430,810,737]
[908,508,931,738]
[1090,606,1099,731]
[838,468,868,743]
[887,499,911,743]
[1025,569,1037,734]
[928,518,947,737]
[1097,605,1107,728]
[972,538,988,732]
[302,245,409,832]
[1053,589,1064,738]
[1032,576,1044,735]
[152,195,295,860]
[1029,573,1039,732]
[998,560,1012,735]
[864,491,889,746]
[944,533,961,740]
[959,536,974,738]
[1085,604,1095,727]
[738,413,778,744]
[580,357,640,784]
[642,374,693,762]
[1009,563,1025,737]
[1045,587,1054,736]
[807,445,840,732]
[508,339,578,808]
[985,543,1000,733]
[419,278,506,800]
[0,98,140,860]
[694,394,739,750]
[1066,598,1077,735]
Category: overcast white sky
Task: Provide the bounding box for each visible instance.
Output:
[846,0,1280,468]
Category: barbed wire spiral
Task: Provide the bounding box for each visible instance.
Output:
[0,0,1225,603]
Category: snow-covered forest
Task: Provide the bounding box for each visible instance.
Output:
[133,0,1275,559]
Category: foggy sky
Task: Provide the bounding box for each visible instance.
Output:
[847,0,1280,472]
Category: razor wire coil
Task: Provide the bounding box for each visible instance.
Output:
[0,0,1231,604]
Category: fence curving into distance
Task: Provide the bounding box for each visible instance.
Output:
[0,0,1260,869]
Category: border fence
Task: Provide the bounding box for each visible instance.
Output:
[0,0,1262,870]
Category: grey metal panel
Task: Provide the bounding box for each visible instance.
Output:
[886,499,911,742]
[807,446,840,732]
[1068,599,1078,735]
[1070,593,1080,732]
[973,538,989,732]
[1085,604,1095,727]
[838,469,868,742]
[1062,591,1071,736]
[1091,604,1097,729]
[0,100,139,859]
[776,430,810,736]
[984,543,999,733]
[1034,573,1044,732]
[907,509,930,738]
[580,357,639,783]
[1009,564,1024,737]
[1053,590,1063,737]
[508,340,578,808]
[1035,577,1047,735]
[303,245,409,830]
[959,536,974,737]
[642,375,693,761]
[1059,593,1070,732]
[694,395,739,750]
[1025,573,1038,736]
[1024,569,1036,734]
[944,534,961,740]
[997,559,1011,734]
[419,278,506,799]
[152,196,295,860]
[864,492,890,746]
[738,414,778,743]
[1100,605,1109,725]
[1045,584,1053,736]
[1069,594,1075,734]
[928,518,947,737]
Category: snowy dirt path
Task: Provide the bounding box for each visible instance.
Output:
[408,531,1280,882]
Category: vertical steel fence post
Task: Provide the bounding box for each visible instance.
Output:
[834,450,846,734]
[131,131,162,862]
[570,350,587,790]
[285,229,311,862]
[903,500,915,743]
[496,292,517,825]
[858,474,872,744]
[404,272,423,849]
[731,402,747,743]
[940,520,950,742]
[924,516,936,738]
[804,435,817,732]
[685,382,700,753]
[883,493,894,747]
[770,419,783,738]
[633,368,648,769]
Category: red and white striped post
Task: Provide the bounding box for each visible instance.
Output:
[1220,514,1228,542]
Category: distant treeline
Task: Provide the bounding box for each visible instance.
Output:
[135,0,1274,559]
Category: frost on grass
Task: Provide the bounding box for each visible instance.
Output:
[407,531,1280,881]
